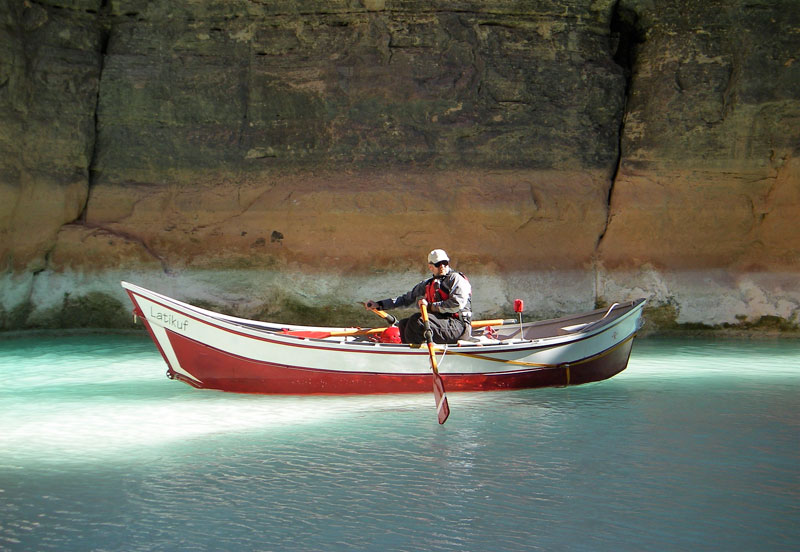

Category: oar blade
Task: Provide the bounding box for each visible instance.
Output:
[432,372,450,424]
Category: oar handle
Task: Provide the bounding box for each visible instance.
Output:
[419,301,437,371]
[368,307,398,326]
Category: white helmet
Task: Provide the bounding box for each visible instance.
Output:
[427,249,450,264]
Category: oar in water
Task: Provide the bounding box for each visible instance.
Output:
[419,300,450,425]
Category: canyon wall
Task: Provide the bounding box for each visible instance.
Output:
[0,0,798,332]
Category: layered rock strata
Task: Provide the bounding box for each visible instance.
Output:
[0,0,797,332]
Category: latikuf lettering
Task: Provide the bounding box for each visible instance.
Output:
[150,306,189,331]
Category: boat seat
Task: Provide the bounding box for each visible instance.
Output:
[459,335,503,346]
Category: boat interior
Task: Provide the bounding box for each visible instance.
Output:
[219,299,643,346]
[133,278,644,347]
[487,300,641,341]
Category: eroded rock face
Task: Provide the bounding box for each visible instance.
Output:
[0,0,99,273]
[601,0,799,272]
[0,0,797,331]
[596,0,800,328]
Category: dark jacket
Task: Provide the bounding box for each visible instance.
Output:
[377,270,472,321]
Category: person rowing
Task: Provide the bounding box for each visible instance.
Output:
[365,249,472,344]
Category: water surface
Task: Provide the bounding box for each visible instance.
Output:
[1,334,798,551]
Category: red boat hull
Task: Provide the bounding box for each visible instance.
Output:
[159,324,636,395]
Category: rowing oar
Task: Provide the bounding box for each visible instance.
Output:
[280,327,386,339]
[471,318,517,329]
[281,315,517,339]
[369,304,515,331]
[281,305,399,339]
[419,300,450,425]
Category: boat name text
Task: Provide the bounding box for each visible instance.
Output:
[149,307,189,331]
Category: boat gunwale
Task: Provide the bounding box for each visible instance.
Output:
[162,321,639,380]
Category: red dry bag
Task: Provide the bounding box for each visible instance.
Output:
[379,327,402,343]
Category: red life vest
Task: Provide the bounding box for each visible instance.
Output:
[425,278,449,304]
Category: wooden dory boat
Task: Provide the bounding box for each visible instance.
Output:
[122,281,646,396]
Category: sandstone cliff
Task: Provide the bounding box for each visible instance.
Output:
[0,0,798,332]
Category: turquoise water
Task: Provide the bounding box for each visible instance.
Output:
[1,334,798,551]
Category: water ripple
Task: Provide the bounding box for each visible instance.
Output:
[0,335,798,551]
